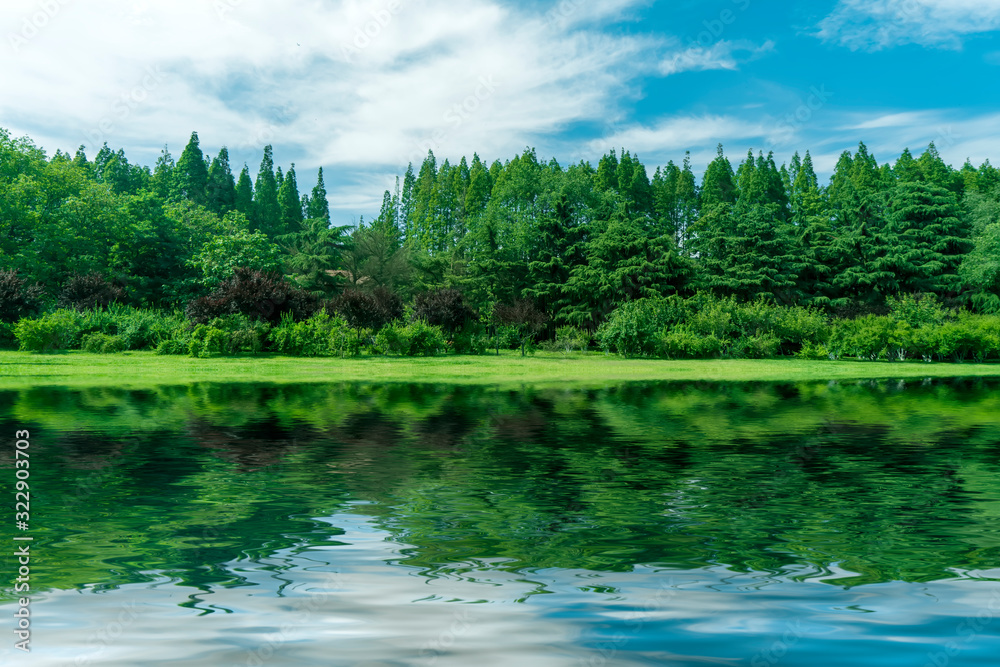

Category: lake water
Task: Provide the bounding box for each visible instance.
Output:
[2,379,1000,666]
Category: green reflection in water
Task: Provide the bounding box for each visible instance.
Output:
[2,378,1000,604]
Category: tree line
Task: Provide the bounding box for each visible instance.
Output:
[2,125,999,350]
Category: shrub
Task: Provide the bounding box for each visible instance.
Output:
[372,320,446,356]
[14,309,82,352]
[0,270,45,323]
[269,312,359,357]
[58,273,126,311]
[81,333,126,354]
[554,326,589,353]
[656,326,723,359]
[937,314,1000,363]
[493,300,548,356]
[887,293,950,328]
[688,296,738,340]
[331,287,404,338]
[187,325,230,358]
[414,289,476,337]
[154,339,188,356]
[796,341,830,360]
[596,297,686,357]
[451,322,490,355]
[186,268,319,324]
[77,305,187,350]
[733,333,781,359]
[114,307,186,350]
[829,316,894,361]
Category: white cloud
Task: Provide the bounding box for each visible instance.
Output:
[0,0,658,218]
[840,110,1000,166]
[587,114,773,162]
[818,0,1000,50]
[659,40,774,76]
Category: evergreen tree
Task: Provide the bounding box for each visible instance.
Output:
[174,131,208,204]
[692,200,800,303]
[73,146,92,177]
[235,165,254,217]
[206,147,237,215]
[700,144,736,211]
[252,145,281,238]
[523,194,585,323]
[675,153,698,250]
[565,211,693,329]
[894,148,922,182]
[917,143,955,191]
[978,160,1000,194]
[791,152,837,306]
[400,164,416,238]
[306,167,331,222]
[887,181,971,295]
[152,146,175,200]
[596,149,619,193]
[277,216,349,296]
[652,162,679,239]
[278,163,304,234]
[465,154,491,216]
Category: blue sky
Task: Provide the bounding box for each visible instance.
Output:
[2,0,1000,224]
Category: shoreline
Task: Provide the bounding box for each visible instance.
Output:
[2,350,999,390]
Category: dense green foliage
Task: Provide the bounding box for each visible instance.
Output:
[3,126,1000,360]
[594,292,1000,362]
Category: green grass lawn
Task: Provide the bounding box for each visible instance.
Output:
[1,350,998,389]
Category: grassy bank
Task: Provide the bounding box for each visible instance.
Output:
[1,350,999,389]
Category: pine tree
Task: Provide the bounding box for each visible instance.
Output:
[700,144,736,211]
[465,154,491,216]
[887,181,971,295]
[152,146,175,200]
[917,143,956,191]
[252,145,281,238]
[235,165,254,217]
[306,167,330,222]
[73,146,93,177]
[651,162,679,239]
[411,151,438,248]
[523,194,585,323]
[596,149,619,193]
[400,164,416,239]
[565,211,693,329]
[675,154,698,251]
[894,148,922,182]
[692,199,800,303]
[791,152,837,306]
[278,163,304,234]
[206,147,237,215]
[174,131,209,204]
